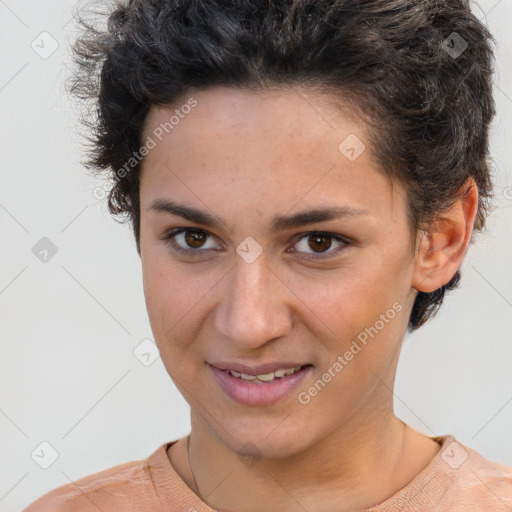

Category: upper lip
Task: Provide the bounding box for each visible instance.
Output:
[209,361,311,375]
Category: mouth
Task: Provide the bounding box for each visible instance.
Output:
[209,363,313,406]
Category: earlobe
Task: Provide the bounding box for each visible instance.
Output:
[412,178,479,293]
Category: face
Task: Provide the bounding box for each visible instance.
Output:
[139,86,419,459]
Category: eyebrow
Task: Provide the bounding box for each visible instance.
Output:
[148,199,369,232]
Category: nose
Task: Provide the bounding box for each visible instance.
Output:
[213,251,292,349]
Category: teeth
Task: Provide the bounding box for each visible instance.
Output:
[228,366,303,382]
[256,372,275,382]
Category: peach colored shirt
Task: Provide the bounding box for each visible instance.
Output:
[23,435,512,511]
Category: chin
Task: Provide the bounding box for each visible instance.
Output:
[213,417,318,461]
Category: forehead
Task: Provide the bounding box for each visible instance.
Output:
[139,86,405,223]
[142,85,366,156]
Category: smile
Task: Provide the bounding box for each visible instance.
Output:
[209,364,313,406]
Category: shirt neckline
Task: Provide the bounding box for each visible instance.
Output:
[363,434,456,511]
[149,434,456,511]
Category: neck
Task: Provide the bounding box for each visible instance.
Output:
[186,409,418,512]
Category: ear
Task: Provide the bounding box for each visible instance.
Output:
[412,178,479,293]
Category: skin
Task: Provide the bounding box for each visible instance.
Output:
[138,85,478,511]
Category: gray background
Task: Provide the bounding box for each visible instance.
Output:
[0,1,511,510]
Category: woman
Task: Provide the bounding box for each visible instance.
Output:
[25,0,512,510]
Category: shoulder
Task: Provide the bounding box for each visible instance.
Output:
[367,435,512,512]
[23,444,170,512]
[437,437,512,508]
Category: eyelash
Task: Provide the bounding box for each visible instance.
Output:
[161,228,351,260]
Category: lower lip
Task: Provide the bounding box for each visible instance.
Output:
[209,364,313,407]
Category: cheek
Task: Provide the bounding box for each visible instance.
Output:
[141,251,216,355]
[142,260,210,393]
[300,257,408,381]
[142,252,186,335]
[302,261,405,336]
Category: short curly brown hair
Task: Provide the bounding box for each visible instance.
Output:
[68,0,497,332]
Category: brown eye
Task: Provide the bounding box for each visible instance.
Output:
[292,231,350,260]
[307,234,333,253]
[184,229,207,249]
[162,228,220,255]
